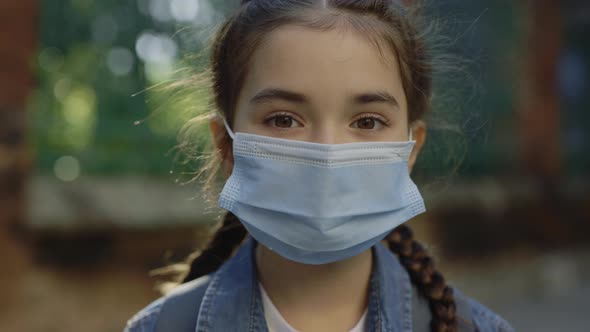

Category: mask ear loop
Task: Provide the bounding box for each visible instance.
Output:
[222,117,235,140]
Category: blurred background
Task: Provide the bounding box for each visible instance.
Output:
[1,0,589,331]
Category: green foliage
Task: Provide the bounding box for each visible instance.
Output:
[31,0,232,176]
[33,0,587,180]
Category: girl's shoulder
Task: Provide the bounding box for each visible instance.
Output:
[465,298,514,332]
[124,296,163,332]
[124,275,212,332]
[453,287,514,332]
[412,284,513,332]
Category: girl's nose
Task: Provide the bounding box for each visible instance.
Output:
[309,124,342,144]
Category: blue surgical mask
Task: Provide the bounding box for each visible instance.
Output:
[218,119,425,265]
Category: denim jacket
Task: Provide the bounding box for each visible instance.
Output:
[125,237,514,332]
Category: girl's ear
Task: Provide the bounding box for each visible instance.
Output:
[209,115,234,177]
[408,120,426,173]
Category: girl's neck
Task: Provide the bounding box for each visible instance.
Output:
[255,243,372,332]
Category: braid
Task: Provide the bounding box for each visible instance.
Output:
[387,224,457,332]
[181,212,247,283]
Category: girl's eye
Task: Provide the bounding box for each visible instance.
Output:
[265,113,303,128]
[351,115,389,130]
[356,117,377,130]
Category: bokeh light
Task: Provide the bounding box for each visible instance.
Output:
[107,47,135,76]
[91,14,118,44]
[53,155,81,182]
[170,0,200,22]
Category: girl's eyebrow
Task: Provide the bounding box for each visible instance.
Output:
[249,88,399,108]
[249,88,308,105]
[353,90,399,108]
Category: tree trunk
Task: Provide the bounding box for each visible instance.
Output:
[520,0,566,245]
[0,1,37,229]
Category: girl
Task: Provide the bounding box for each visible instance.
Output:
[126,1,513,331]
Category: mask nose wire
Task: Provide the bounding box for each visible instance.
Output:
[222,117,235,140]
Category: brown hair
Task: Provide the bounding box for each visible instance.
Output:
[176,1,458,331]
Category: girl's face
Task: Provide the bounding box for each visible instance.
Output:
[212,25,425,171]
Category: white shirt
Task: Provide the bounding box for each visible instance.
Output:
[259,283,367,332]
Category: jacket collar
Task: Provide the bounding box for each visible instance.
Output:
[370,240,414,332]
[196,237,413,332]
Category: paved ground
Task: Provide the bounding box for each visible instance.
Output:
[498,285,589,332]
[442,248,590,331]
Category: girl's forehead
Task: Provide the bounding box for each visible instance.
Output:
[240,25,407,109]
